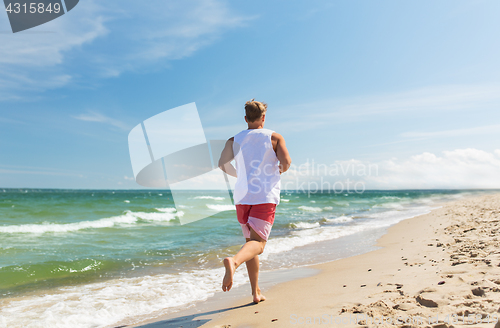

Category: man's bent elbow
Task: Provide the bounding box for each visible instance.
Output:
[281,158,292,173]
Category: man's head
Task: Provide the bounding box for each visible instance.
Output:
[244,99,267,124]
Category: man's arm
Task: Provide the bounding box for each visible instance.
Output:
[218,137,237,178]
[272,133,292,174]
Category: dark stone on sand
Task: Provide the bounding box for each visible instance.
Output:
[471,287,485,296]
[438,281,445,285]
[416,294,438,307]
[432,324,450,328]
[393,303,414,311]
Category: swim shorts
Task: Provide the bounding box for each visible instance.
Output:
[236,203,276,241]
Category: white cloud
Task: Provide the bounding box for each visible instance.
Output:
[368,148,500,189]
[401,124,500,138]
[0,0,250,100]
[72,111,130,130]
[279,148,500,190]
[127,0,249,62]
[0,0,107,99]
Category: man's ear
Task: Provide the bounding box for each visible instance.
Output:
[261,114,266,122]
[244,116,248,123]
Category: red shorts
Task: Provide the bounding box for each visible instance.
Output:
[236,203,276,241]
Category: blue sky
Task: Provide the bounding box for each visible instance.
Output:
[1,0,500,189]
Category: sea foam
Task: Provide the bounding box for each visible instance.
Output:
[206,204,236,211]
[298,206,323,212]
[0,268,247,328]
[194,196,225,201]
[261,205,433,261]
[0,209,181,234]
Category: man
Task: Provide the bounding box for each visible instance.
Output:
[218,99,291,303]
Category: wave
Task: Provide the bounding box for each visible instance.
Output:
[155,207,177,213]
[377,196,402,200]
[280,199,290,202]
[0,267,248,328]
[261,206,433,260]
[298,206,322,212]
[324,215,354,224]
[0,209,182,234]
[289,222,320,229]
[263,224,368,260]
[373,202,405,210]
[206,204,236,211]
[332,200,350,206]
[194,196,225,201]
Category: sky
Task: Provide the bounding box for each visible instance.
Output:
[1,0,500,190]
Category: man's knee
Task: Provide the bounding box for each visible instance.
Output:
[248,227,266,254]
[251,239,265,254]
[257,243,264,255]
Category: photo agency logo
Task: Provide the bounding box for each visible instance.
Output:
[3,0,79,33]
[128,103,236,225]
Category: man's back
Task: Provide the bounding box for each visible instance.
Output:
[219,99,291,303]
[233,128,280,205]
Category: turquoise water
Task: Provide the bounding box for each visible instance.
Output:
[0,189,494,327]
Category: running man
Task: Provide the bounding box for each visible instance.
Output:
[218,99,291,303]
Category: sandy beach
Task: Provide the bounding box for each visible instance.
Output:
[134,192,500,328]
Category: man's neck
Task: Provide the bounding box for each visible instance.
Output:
[247,121,264,129]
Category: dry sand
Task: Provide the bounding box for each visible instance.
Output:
[135,193,500,328]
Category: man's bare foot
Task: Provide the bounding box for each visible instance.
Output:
[222,257,235,292]
[252,290,266,304]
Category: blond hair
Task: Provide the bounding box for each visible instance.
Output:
[244,99,268,122]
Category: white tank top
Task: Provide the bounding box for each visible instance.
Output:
[232,128,281,205]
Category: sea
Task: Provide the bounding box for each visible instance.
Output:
[0,189,494,327]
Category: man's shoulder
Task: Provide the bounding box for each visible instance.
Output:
[233,129,249,139]
[271,131,284,141]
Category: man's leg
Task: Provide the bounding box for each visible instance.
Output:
[245,244,266,303]
[222,226,266,297]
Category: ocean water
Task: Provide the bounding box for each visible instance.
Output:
[0,189,493,327]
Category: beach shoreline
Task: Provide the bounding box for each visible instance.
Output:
[132,192,500,328]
